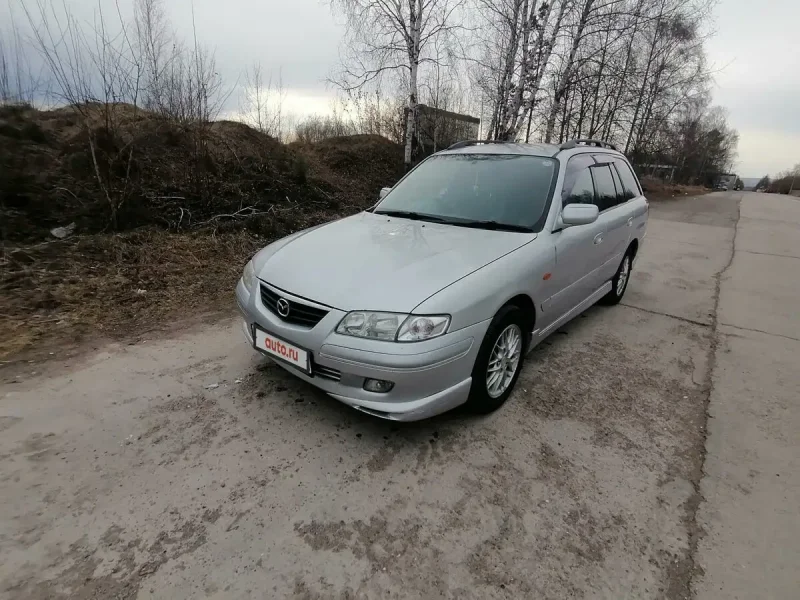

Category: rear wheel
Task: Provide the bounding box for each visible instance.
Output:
[600,248,633,305]
[466,305,527,414]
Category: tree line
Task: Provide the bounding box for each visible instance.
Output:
[331,0,738,182]
[1,0,738,185]
[759,164,800,195]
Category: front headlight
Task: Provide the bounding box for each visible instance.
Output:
[242,260,257,293]
[336,312,450,342]
[397,315,450,342]
[336,311,406,341]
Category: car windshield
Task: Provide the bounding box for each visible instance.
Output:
[374,154,558,232]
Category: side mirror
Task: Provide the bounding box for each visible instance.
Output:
[561,203,599,227]
[379,187,392,200]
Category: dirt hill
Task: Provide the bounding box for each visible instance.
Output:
[0,104,403,362]
[0,103,403,242]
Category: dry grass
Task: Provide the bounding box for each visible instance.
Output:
[1,106,405,365]
[1,230,264,362]
[639,176,709,200]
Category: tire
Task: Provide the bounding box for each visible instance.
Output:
[599,248,633,305]
[466,305,527,414]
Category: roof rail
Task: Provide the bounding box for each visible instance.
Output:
[446,139,513,150]
[560,138,618,151]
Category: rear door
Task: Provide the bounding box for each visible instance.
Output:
[613,157,649,243]
[591,156,634,282]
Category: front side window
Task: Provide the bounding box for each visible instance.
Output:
[562,154,595,206]
[375,154,558,232]
[565,167,595,205]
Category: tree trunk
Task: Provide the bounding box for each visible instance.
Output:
[576,83,587,139]
[498,0,537,140]
[634,63,664,155]
[403,0,422,171]
[602,0,643,141]
[625,3,664,154]
[559,83,573,142]
[508,0,565,140]
[588,26,610,137]
[544,0,594,143]
[493,0,525,139]
[525,99,534,142]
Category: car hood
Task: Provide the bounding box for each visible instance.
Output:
[256,212,535,312]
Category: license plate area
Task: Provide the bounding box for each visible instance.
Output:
[253,327,310,374]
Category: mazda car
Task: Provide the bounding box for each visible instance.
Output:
[236,139,648,421]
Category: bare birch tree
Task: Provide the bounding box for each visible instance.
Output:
[239,62,286,138]
[508,0,569,139]
[470,0,569,141]
[330,0,466,170]
[543,0,597,142]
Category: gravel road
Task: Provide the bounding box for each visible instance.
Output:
[1,192,797,599]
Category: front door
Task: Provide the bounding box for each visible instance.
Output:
[541,154,608,326]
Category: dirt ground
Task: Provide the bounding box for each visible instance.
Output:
[1,192,797,599]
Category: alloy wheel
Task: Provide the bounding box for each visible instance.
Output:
[486,324,522,398]
[617,255,631,296]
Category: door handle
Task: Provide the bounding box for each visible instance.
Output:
[594,233,604,245]
[627,217,634,227]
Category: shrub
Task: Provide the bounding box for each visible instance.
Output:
[20,122,47,143]
[292,155,309,183]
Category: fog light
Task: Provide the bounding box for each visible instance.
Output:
[363,378,394,393]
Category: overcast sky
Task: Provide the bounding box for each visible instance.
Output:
[7,0,798,176]
[180,0,800,177]
[174,0,346,116]
[704,0,800,177]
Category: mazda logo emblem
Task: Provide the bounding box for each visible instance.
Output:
[276,297,290,318]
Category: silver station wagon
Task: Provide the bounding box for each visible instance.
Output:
[236,139,648,421]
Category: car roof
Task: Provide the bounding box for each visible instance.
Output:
[437,140,626,160]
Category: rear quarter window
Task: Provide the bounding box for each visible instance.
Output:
[613,158,642,198]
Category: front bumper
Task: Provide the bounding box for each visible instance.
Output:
[236,279,490,421]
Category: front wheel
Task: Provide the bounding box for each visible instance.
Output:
[466,306,527,414]
[600,249,633,305]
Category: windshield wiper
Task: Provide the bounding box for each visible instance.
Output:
[451,219,534,233]
[374,211,533,232]
[373,210,449,223]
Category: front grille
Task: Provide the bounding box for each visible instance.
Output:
[312,364,342,381]
[260,284,329,328]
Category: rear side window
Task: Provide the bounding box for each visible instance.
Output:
[562,154,595,205]
[591,165,617,211]
[613,158,641,199]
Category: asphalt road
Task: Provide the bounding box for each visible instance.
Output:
[1,192,797,599]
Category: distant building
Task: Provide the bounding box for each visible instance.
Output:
[406,104,480,160]
[636,163,677,182]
